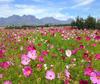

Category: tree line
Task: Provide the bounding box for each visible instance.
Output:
[71,16,100,29]
[4,16,100,29]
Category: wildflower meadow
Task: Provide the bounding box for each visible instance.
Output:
[0,27,100,84]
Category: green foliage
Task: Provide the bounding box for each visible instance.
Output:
[95,20,100,29]
[76,16,84,29]
[85,16,96,29]
[71,16,99,29]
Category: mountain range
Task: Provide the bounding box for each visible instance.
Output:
[0,15,74,26]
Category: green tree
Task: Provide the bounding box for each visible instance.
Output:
[75,16,84,29]
[85,16,96,29]
[71,20,76,28]
[96,19,100,29]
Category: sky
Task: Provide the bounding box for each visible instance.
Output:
[0,0,99,20]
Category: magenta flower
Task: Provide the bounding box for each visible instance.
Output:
[0,49,4,59]
[3,80,12,84]
[84,67,93,76]
[86,36,91,41]
[27,50,37,60]
[0,61,11,69]
[90,71,100,84]
[91,43,96,47]
[83,53,88,58]
[76,36,82,41]
[38,56,44,62]
[27,44,36,51]
[95,54,100,60]
[72,48,79,55]
[21,54,30,65]
[41,51,48,56]
[79,80,88,84]
[64,79,70,84]
[83,53,91,62]
[94,36,100,40]
[79,45,85,49]
[22,66,32,77]
[45,70,55,80]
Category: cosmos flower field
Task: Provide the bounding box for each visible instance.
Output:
[0,27,100,84]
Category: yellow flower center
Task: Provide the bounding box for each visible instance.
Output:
[27,70,31,75]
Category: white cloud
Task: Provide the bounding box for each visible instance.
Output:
[72,0,95,8]
[0,4,45,17]
[14,5,46,17]
[42,12,73,20]
[0,0,74,20]
[0,3,72,20]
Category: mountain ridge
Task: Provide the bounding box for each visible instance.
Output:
[0,15,74,26]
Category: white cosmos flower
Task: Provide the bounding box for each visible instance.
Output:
[20,46,23,51]
[44,64,47,67]
[65,49,72,57]
[66,65,69,69]
[50,65,54,67]
[44,67,48,70]
[44,64,48,70]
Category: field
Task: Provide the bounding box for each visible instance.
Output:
[0,27,100,84]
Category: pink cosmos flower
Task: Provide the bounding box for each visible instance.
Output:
[91,43,96,47]
[79,80,88,84]
[0,61,11,69]
[64,79,70,84]
[86,36,91,41]
[83,52,88,57]
[83,53,91,62]
[27,50,37,60]
[27,44,36,51]
[41,51,48,56]
[72,48,79,55]
[0,49,4,58]
[0,74,3,78]
[84,67,93,76]
[3,80,12,84]
[79,45,85,49]
[37,64,42,70]
[76,36,82,41]
[22,66,32,77]
[94,36,100,40]
[95,54,100,60]
[45,70,55,80]
[38,56,44,62]
[21,54,30,65]
[65,69,70,78]
[90,71,100,84]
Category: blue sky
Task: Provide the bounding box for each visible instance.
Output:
[0,0,99,20]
